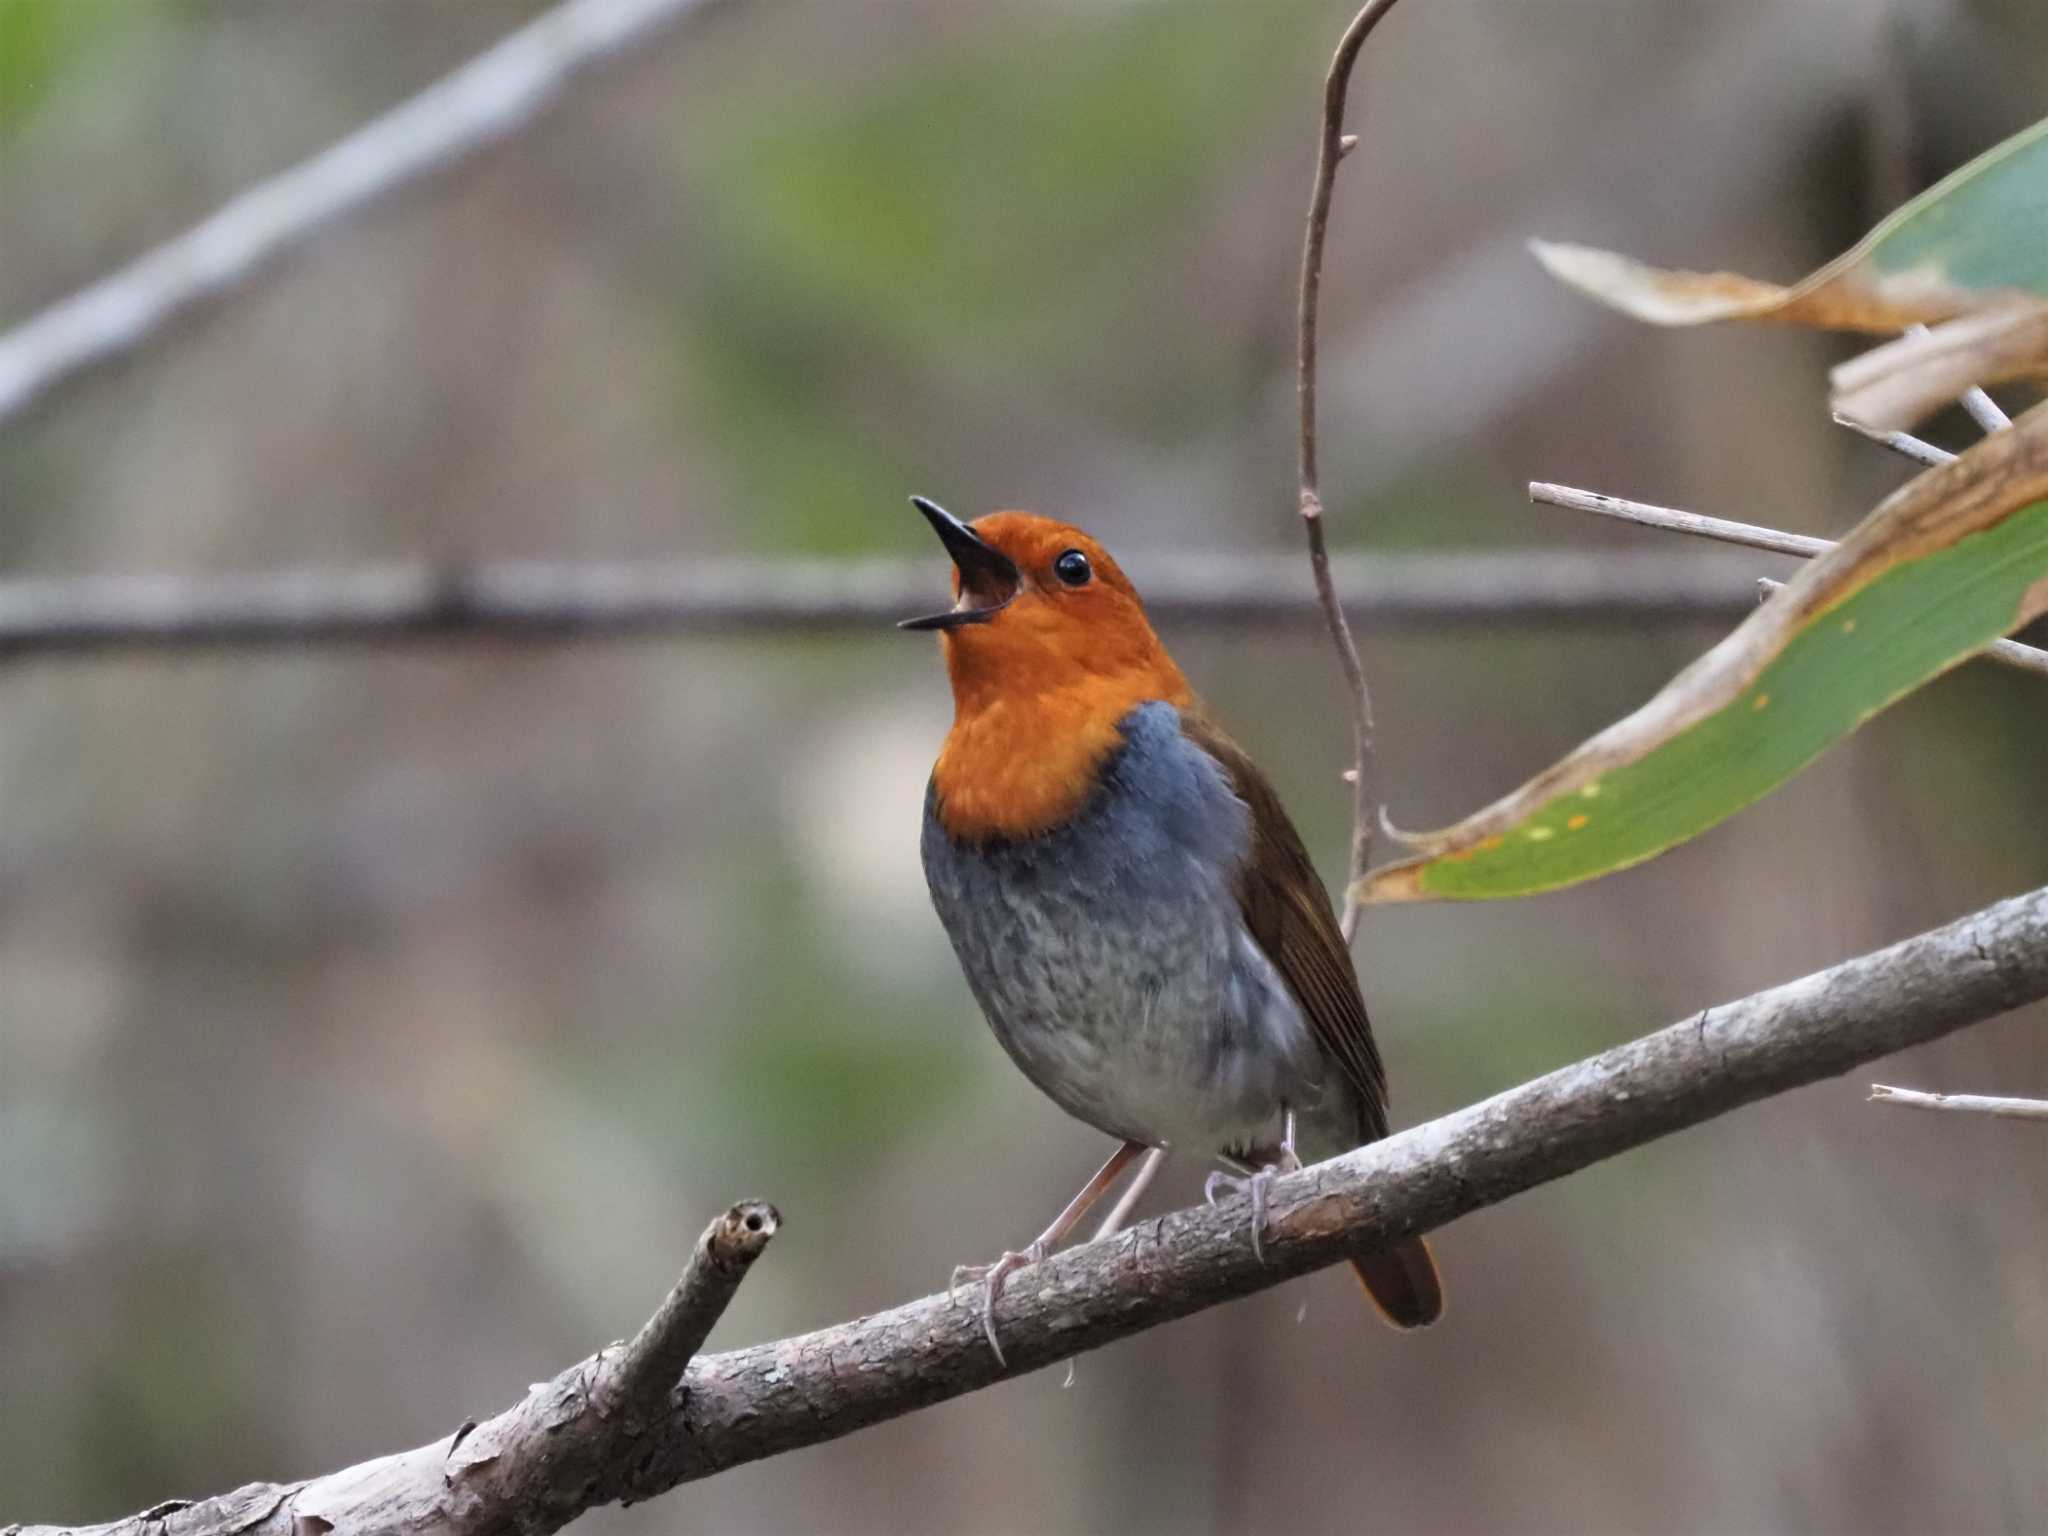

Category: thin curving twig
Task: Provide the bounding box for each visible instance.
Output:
[1297,0,1409,943]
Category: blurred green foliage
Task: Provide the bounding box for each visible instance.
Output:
[0,0,168,136]
[683,6,1299,554]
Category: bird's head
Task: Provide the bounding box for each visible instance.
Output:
[902,498,1193,840]
[900,497,1187,716]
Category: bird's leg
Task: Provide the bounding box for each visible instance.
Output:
[1089,1145,1167,1243]
[951,1138,1148,1366]
[1203,1108,1303,1265]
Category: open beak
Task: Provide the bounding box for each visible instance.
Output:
[898,495,1020,631]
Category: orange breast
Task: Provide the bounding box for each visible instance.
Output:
[932,666,1191,842]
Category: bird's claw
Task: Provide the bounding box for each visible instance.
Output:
[1204,1150,1303,1265]
[947,1242,1044,1367]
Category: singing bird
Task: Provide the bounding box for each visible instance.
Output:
[904,497,1441,1359]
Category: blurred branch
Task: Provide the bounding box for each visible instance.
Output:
[13,885,2048,1534]
[1754,578,2048,677]
[0,550,1761,662]
[0,0,721,429]
[1297,0,1407,942]
[1869,1084,2048,1121]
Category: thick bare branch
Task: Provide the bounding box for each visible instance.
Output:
[0,0,720,429]
[1869,1084,2048,1121]
[1297,0,1407,942]
[17,885,2048,1535]
[0,550,1760,663]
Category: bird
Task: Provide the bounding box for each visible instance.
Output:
[902,495,1442,1362]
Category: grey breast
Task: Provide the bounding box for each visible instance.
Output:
[921,700,1324,1153]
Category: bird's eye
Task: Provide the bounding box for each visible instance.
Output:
[1052,549,1092,587]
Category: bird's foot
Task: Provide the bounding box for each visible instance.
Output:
[948,1242,1045,1366]
[1203,1149,1304,1265]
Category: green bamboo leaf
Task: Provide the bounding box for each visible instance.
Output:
[1531,113,2048,430]
[1356,401,2048,905]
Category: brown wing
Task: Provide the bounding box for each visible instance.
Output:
[1180,707,1389,1139]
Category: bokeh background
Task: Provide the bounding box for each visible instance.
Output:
[4,2,2048,1531]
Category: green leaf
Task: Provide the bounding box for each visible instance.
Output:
[1531,113,2048,430]
[1356,401,2048,904]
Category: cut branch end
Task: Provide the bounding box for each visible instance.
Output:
[605,1199,781,1424]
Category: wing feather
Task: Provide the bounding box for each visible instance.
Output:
[1179,708,1389,1138]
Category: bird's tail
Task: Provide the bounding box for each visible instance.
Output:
[1351,1237,1443,1329]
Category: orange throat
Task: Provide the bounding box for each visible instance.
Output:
[931,657,1190,842]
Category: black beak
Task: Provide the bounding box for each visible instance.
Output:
[898,495,1020,631]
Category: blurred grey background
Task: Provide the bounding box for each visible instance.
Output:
[3,1,2047,1531]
